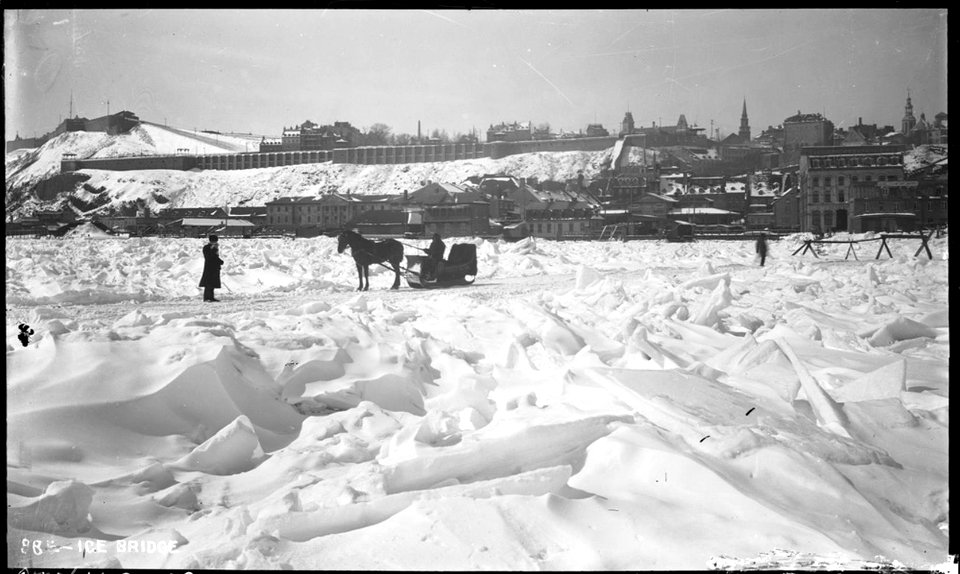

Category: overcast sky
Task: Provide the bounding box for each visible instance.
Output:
[4,9,948,142]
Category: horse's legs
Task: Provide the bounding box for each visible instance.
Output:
[363,265,370,291]
[355,262,364,291]
[391,260,400,289]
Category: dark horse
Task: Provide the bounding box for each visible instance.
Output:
[337,230,404,291]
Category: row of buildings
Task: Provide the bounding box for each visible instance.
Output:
[10,141,946,240]
[258,120,362,152]
[603,142,948,235]
[486,121,611,142]
[785,144,948,233]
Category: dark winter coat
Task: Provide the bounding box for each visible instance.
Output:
[755,235,768,256]
[199,243,223,288]
[428,238,446,262]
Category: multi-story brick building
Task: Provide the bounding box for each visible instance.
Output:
[266,193,391,231]
[259,138,283,153]
[526,208,601,239]
[276,120,360,152]
[799,145,906,233]
[281,127,302,152]
[487,121,532,142]
[848,180,947,233]
[783,112,834,165]
[622,113,710,148]
[423,198,492,237]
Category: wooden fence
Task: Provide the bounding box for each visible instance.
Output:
[792,231,935,261]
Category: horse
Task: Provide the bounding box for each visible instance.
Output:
[337,229,404,291]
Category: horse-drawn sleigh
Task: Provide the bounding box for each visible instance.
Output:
[404,243,478,288]
[336,230,477,290]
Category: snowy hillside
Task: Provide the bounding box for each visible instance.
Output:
[6,126,614,216]
[6,126,945,220]
[6,234,950,570]
[5,124,259,196]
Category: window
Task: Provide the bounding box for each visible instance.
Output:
[823,210,833,228]
[865,175,872,182]
[838,190,845,203]
[838,176,845,186]
[812,176,820,187]
[851,176,859,183]
[811,191,819,203]
[824,176,832,187]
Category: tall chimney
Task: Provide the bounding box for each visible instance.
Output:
[418,121,421,144]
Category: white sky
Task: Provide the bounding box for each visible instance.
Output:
[4,9,948,141]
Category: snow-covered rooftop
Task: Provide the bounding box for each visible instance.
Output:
[669,207,737,215]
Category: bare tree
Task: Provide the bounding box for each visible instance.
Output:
[364,123,392,146]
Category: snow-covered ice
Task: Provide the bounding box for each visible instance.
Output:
[6,232,950,570]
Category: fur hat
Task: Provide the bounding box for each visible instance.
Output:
[209,234,219,243]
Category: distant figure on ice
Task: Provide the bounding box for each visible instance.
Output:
[199,234,223,302]
[755,230,768,267]
[426,232,446,279]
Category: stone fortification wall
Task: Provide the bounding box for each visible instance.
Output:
[197,150,332,170]
[58,132,621,174]
[8,111,140,153]
[485,136,618,159]
[61,155,197,172]
[332,142,487,164]
[6,137,45,153]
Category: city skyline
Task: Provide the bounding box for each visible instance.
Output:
[4,9,948,142]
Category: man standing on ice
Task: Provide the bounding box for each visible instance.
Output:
[199,234,223,302]
[755,230,768,267]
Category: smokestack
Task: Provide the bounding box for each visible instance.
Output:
[418,121,421,144]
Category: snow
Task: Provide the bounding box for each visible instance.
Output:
[5,124,254,196]
[8,128,613,218]
[6,231,949,570]
[670,207,737,215]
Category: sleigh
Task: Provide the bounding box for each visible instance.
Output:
[405,243,478,288]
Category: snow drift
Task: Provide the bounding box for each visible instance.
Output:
[6,233,950,570]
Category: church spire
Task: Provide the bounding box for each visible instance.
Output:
[738,98,751,141]
[901,90,917,134]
